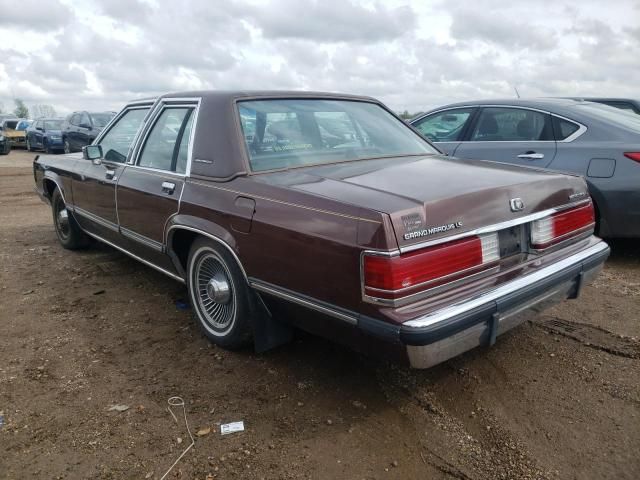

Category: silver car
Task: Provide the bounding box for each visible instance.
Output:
[411,99,640,238]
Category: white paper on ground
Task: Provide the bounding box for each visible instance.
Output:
[220,421,245,435]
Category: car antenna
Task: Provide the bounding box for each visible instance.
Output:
[513,86,521,98]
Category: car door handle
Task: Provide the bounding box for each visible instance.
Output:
[161,181,176,194]
[105,169,116,180]
[517,152,545,160]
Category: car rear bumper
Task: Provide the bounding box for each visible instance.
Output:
[399,241,609,368]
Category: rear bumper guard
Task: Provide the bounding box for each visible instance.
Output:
[399,241,609,368]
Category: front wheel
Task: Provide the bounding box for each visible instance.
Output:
[44,139,53,154]
[51,188,89,249]
[187,238,252,349]
[63,139,72,154]
[26,137,33,152]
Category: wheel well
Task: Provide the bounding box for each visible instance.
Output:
[168,229,200,274]
[43,179,57,199]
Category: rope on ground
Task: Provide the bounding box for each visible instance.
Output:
[160,396,195,480]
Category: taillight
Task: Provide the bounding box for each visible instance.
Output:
[624,152,640,163]
[531,203,595,249]
[363,233,499,301]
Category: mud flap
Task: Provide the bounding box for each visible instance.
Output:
[250,292,294,353]
[488,312,500,347]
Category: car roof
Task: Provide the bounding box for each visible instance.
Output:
[427,98,585,112]
[158,89,379,103]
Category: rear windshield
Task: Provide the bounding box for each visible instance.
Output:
[238,99,437,172]
[90,113,115,128]
[44,120,64,130]
[573,102,640,133]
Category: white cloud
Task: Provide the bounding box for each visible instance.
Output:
[0,0,637,116]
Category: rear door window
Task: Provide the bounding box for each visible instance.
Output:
[470,107,553,141]
[412,108,475,142]
[138,107,195,172]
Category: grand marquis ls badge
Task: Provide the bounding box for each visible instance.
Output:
[403,219,463,240]
[510,197,525,212]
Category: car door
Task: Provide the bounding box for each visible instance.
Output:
[76,112,93,149]
[411,107,477,155]
[116,102,196,266]
[453,106,557,169]
[32,120,43,148]
[71,106,152,243]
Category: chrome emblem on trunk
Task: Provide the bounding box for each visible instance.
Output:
[403,221,463,240]
[510,198,525,212]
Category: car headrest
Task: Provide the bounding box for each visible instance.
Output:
[478,115,498,135]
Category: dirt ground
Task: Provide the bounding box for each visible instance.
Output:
[1,148,638,480]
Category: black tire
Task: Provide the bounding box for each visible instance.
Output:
[63,139,72,154]
[26,137,33,152]
[51,188,89,249]
[44,139,53,154]
[0,144,8,155]
[187,238,252,349]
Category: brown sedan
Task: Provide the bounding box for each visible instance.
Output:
[33,91,609,368]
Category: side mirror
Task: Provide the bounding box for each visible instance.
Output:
[36,127,44,131]
[83,145,103,164]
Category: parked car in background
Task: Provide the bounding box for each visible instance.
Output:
[33,91,608,369]
[26,118,65,153]
[411,99,640,238]
[0,118,27,150]
[62,110,116,153]
[0,118,15,154]
[561,98,640,115]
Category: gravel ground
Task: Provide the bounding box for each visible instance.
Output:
[1,149,639,480]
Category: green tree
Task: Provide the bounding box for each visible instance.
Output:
[13,99,29,118]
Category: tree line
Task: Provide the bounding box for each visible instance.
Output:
[0,99,57,119]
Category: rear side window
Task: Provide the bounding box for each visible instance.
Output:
[470,107,552,141]
[552,116,580,140]
[138,107,194,172]
[412,108,474,142]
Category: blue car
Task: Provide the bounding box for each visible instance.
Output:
[26,118,65,153]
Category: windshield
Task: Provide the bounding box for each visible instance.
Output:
[574,102,640,133]
[44,120,63,130]
[90,113,115,128]
[238,99,437,172]
[4,120,18,130]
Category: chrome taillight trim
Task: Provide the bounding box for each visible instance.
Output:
[399,199,591,254]
[360,199,593,307]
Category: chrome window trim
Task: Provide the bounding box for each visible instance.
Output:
[92,104,154,147]
[250,279,358,326]
[402,241,609,329]
[83,230,185,284]
[128,98,201,178]
[412,105,587,143]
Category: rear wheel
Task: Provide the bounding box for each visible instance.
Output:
[51,188,89,249]
[187,238,252,349]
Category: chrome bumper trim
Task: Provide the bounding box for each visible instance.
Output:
[403,241,609,329]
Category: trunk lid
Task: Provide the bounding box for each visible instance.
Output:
[255,155,589,249]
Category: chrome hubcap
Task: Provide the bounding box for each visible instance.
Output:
[56,207,70,237]
[206,274,231,304]
[195,252,235,330]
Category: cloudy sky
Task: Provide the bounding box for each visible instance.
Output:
[0,0,638,116]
